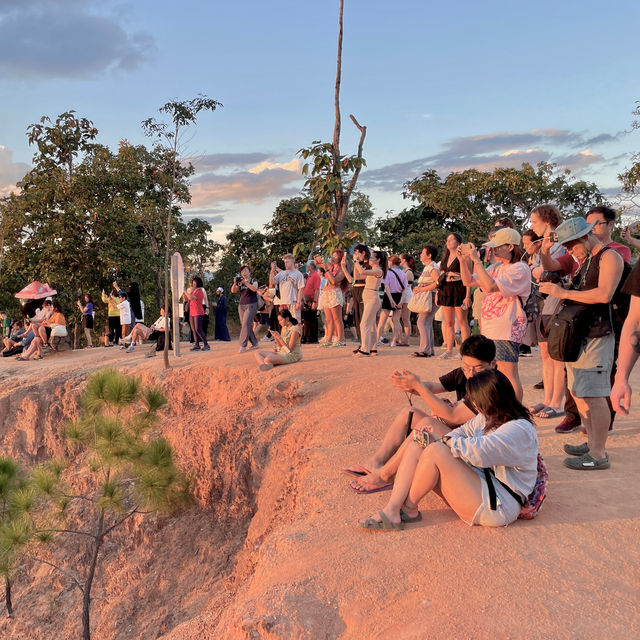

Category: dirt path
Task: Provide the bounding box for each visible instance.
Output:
[1,341,638,639]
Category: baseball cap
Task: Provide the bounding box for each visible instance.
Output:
[483,228,521,248]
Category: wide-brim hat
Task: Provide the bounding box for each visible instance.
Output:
[554,217,595,245]
[483,228,521,248]
[14,281,57,300]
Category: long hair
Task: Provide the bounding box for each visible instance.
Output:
[127,282,142,319]
[400,253,417,273]
[373,250,388,277]
[440,233,463,271]
[332,249,350,291]
[278,308,299,326]
[466,369,532,432]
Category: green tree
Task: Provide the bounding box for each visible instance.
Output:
[618,101,640,201]
[0,458,29,616]
[175,217,222,278]
[403,162,606,245]
[142,95,222,368]
[19,369,190,640]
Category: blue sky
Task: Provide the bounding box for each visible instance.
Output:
[1,0,639,241]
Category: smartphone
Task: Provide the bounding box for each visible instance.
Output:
[460,242,475,256]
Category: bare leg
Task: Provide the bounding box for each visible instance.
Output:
[441,306,455,353]
[497,360,523,402]
[376,310,391,343]
[455,306,470,343]
[575,396,610,460]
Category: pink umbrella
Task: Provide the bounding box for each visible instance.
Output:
[14,281,57,300]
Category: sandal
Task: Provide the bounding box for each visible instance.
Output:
[535,407,564,419]
[370,349,378,356]
[359,510,404,530]
[412,351,429,358]
[529,402,546,414]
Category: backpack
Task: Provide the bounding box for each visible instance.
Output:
[611,260,632,333]
[546,302,593,362]
[483,454,548,520]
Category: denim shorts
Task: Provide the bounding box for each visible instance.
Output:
[494,340,520,363]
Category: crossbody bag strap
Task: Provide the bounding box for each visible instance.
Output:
[483,468,525,511]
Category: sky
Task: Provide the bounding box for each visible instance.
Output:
[1,0,640,243]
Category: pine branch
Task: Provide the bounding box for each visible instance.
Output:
[25,554,84,592]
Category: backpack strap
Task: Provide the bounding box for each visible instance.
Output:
[483,468,525,511]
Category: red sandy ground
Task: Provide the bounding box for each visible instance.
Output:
[0,340,638,639]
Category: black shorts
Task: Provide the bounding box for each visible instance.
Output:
[83,315,94,330]
[382,291,403,311]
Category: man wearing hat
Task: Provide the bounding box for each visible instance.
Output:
[539,217,624,470]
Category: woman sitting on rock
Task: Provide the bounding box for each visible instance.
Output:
[120,306,169,354]
[253,309,302,371]
[358,369,538,530]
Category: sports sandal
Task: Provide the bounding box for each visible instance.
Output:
[535,407,565,419]
[400,509,422,523]
[359,510,404,531]
[563,452,610,470]
[529,402,546,414]
[563,442,589,457]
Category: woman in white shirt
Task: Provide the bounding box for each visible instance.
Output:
[359,369,538,530]
[459,228,531,401]
[121,306,168,352]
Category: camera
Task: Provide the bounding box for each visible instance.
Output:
[539,270,563,284]
[235,273,243,284]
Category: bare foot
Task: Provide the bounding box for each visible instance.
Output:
[355,470,389,487]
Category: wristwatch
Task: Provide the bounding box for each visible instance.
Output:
[441,435,452,446]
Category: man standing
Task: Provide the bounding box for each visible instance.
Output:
[301,262,320,343]
[539,217,624,470]
[611,260,640,415]
[270,254,305,322]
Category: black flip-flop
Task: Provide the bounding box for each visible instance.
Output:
[413,351,429,357]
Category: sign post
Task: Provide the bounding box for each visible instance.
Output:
[170,252,184,357]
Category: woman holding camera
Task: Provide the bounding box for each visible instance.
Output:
[438,233,472,358]
[358,369,537,530]
[316,250,348,347]
[413,245,440,357]
[354,250,387,357]
[231,265,259,353]
[253,309,302,370]
[459,229,530,401]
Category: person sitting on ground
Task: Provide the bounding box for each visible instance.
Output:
[2,321,26,353]
[19,302,67,360]
[346,335,496,493]
[358,369,538,530]
[121,306,169,354]
[253,309,302,371]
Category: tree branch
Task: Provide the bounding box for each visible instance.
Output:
[25,554,84,592]
[344,114,367,204]
[101,507,139,537]
[36,528,96,539]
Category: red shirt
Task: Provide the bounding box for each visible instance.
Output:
[556,252,579,276]
[304,271,321,297]
[607,241,631,264]
[188,288,205,316]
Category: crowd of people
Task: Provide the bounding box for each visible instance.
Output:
[3,203,640,530]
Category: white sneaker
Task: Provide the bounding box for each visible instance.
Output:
[239,346,246,353]
[126,345,135,353]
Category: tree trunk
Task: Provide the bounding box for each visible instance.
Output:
[5,576,12,617]
[332,0,345,236]
[82,512,104,640]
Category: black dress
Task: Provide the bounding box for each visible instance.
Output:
[438,257,466,307]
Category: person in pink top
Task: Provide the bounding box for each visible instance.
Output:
[459,228,531,401]
[302,262,321,343]
[182,276,210,351]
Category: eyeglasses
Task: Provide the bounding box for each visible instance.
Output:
[591,220,609,227]
[461,363,487,375]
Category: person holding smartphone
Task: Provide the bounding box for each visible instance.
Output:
[253,309,302,371]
